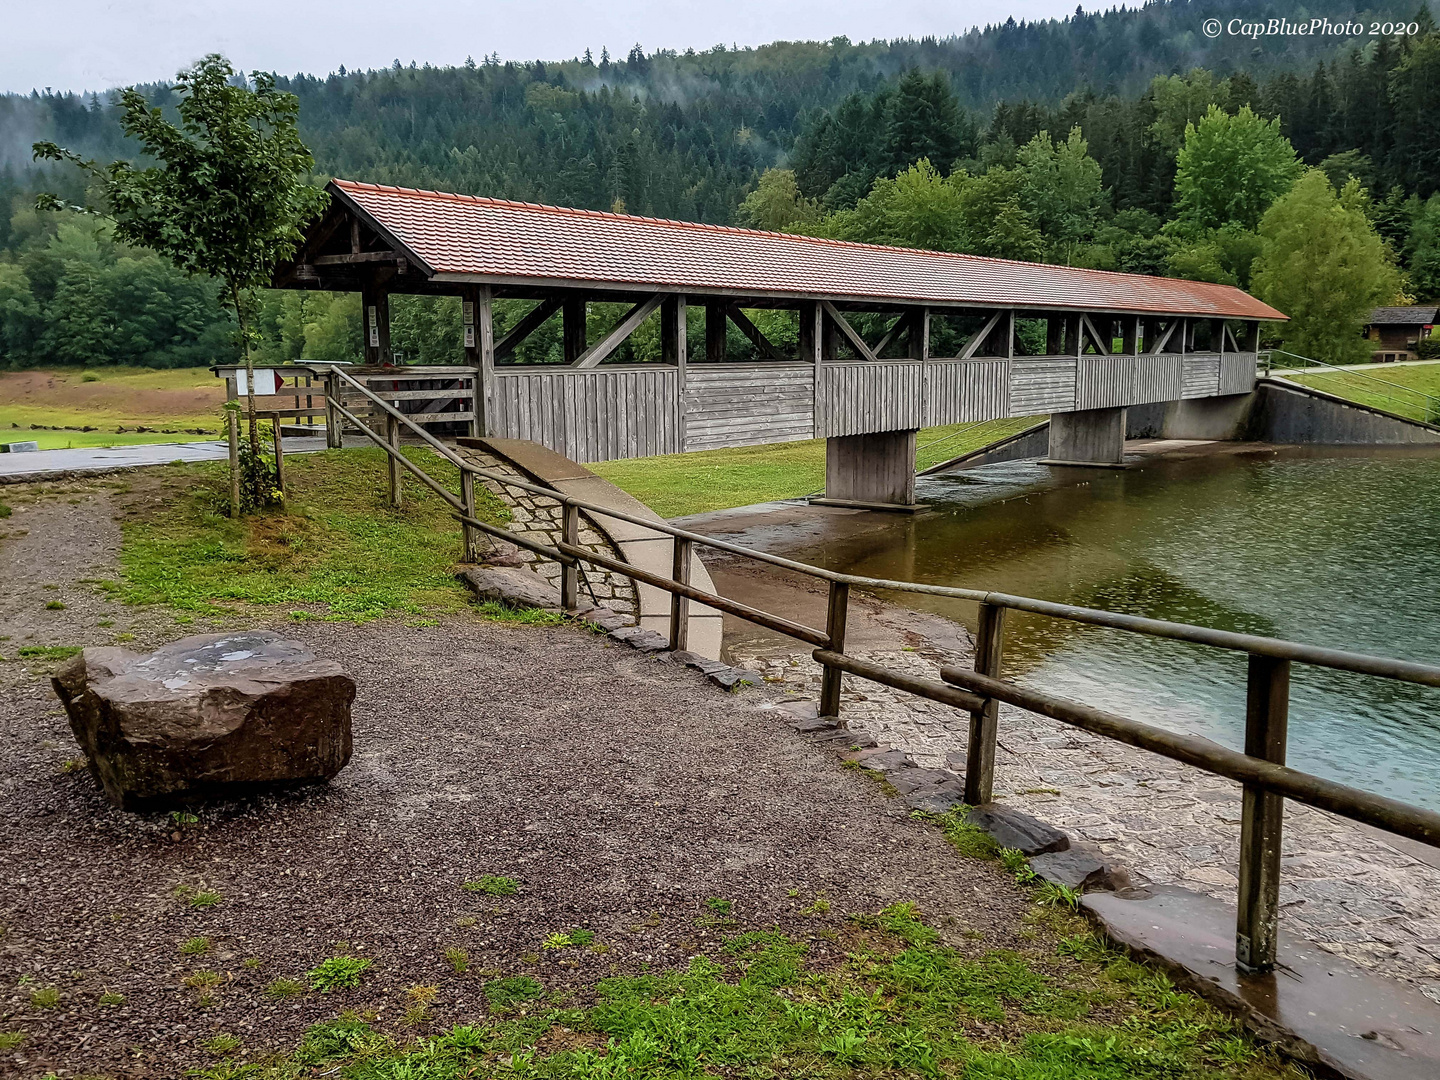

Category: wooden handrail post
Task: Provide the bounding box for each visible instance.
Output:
[1237,653,1290,973]
[560,503,580,611]
[325,372,342,448]
[226,408,241,518]
[269,413,286,507]
[964,602,1007,806]
[819,580,850,719]
[460,468,481,563]
[385,412,403,509]
[669,537,692,651]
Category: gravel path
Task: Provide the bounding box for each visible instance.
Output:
[0,483,1033,1078]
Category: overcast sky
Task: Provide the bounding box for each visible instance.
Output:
[5,0,1088,95]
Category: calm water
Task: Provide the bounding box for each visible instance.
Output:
[803,448,1440,809]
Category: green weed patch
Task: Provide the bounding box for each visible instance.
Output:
[241,908,1296,1080]
[113,448,510,622]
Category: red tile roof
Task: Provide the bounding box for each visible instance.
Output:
[330,179,1286,321]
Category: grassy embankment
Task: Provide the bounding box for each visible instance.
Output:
[0,366,226,449]
[121,818,1300,1080]
[1283,360,1440,423]
[592,417,1038,519]
[110,447,513,624]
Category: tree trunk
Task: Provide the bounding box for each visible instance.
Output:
[234,284,261,507]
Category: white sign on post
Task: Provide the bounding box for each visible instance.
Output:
[462,300,475,348]
[235,368,278,396]
[368,305,380,348]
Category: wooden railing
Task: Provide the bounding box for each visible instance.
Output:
[315,362,1440,976]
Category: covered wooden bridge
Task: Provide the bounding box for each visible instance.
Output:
[274,179,1285,508]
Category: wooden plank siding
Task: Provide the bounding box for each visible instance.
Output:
[684,364,815,451]
[474,350,1243,463]
[1220,352,1260,396]
[924,360,1009,426]
[492,367,679,463]
[1182,355,1222,399]
[816,362,924,438]
[1133,354,1185,404]
[1009,358,1077,416]
[1075,356,1136,411]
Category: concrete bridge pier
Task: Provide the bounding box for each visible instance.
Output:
[1044,407,1127,467]
[812,429,922,512]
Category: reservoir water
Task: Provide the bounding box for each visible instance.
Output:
[793,446,1440,810]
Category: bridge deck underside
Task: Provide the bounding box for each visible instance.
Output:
[490,352,1257,464]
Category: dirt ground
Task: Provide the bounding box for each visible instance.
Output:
[0,370,223,424]
[0,478,1035,1078]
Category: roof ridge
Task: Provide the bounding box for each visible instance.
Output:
[328,178,1246,293]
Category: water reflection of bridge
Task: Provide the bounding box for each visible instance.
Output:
[276,179,1284,508]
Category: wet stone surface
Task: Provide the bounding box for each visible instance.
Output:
[734,641,1440,1000]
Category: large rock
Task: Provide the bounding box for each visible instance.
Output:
[967,804,1071,856]
[457,564,563,610]
[51,631,355,810]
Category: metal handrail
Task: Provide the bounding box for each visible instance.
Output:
[321,365,1440,975]
[1262,348,1440,420]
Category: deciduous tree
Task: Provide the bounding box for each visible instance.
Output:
[1252,172,1402,363]
[33,55,326,508]
[1172,105,1301,233]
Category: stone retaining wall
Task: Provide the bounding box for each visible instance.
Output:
[452,445,637,619]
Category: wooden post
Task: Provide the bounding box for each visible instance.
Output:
[324,371,342,448]
[819,580,850,719]
[801,301,823,439]
[705,302,727,362]
[1241,321,1261,353]
[1004,310,1015,359]
[563,296,587,363]
[821,307,839,361]
[385,411,403,509]
[1046,314,1064,355]
[460,468,481,562]
[1064,314,1082,358]
[361,283,392,365]
[1237,654,1290,973]
[560,503,580,611]
[226,408,241,518]
[476,285,496,438]
[964,602,1007,806]
[663,294,688,450]
[906,308,929,360]
[669,537,692,651]
[270,413,286,507]
[462,289,482,438]
[1122,317,1139,356]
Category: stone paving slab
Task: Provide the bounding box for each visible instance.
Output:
[1086,885,1440,1080]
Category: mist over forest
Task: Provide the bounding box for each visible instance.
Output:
[2,0,1437,368]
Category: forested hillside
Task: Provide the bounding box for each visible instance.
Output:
[1,0,1437,369]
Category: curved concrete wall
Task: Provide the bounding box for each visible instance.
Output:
[1128,380,1440,445]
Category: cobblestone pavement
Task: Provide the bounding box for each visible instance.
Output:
[453,447,637,618]
[733,640,1440,999]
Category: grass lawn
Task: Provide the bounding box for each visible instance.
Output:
[0,366,226,448]
[1284,360,1440,423]
[112,447,511,622]
[592,418,1038,518]
[193,828,1298,1080]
